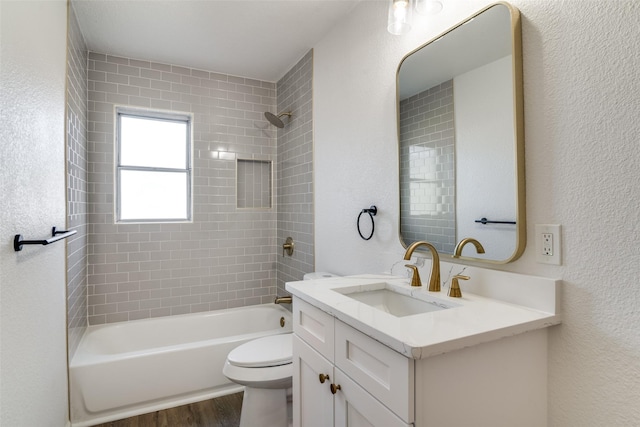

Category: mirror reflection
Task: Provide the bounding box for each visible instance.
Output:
[397,2,525,263]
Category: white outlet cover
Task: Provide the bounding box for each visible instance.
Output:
[535,224,562,265]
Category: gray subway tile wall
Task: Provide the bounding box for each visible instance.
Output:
[276,50,315,293]
[86,52,278,324]
[399,79,456,253]
[66,5,89,356]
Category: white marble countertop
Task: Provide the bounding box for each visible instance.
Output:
[286,273,561,359]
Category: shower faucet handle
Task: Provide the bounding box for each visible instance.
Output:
[282,237,294,257]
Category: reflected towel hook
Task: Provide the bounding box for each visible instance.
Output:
[357,206,377,240]
[475,217,516,225]
[14,227,77,251]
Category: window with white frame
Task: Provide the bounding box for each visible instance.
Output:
[116,108,192,222]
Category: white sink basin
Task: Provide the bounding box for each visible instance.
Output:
[335,283,458,317]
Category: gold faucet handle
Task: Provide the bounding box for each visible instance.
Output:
[404,264,422,287]
[449,275,469,298]
[282,237,294,257]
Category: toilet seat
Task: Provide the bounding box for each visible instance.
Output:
[223,333,293,389]
[228,334,292,368]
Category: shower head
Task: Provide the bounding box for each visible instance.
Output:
[264,111,292,128]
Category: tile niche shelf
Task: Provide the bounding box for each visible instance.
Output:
[236,159,272,209]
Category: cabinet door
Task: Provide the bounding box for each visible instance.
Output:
[334,368,411,427]
[335,320,413,422]
[293,335,334,427]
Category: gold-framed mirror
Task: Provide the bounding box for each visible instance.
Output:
[397,2,525,263]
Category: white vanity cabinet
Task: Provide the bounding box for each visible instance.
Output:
[292,296,551,427]
[293,299,411,427]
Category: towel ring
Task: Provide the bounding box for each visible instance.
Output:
[357,206,377,241]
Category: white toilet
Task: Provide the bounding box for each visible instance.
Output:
[223,272,337,427]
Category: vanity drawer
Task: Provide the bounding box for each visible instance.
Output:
[293,298,335,361]
[335,320,414,423]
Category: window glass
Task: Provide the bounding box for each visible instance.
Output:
[119,170,188,220]
[120,116,187,169]
[116,108,191,222]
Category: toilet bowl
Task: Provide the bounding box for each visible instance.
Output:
[222,272,337,427]
[223,334,293,427]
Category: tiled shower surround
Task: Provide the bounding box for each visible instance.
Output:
[85,53,283,324]
[399,79,455,253]
[276,51,314,294]
[66,6,88,355]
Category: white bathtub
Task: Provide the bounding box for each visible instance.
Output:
[70,304,292,427]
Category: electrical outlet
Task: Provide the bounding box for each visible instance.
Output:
[536,224,561,265]
[542,233,553,255]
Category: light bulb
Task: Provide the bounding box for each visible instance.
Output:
[415,0,443,15]
[388,0,413,35]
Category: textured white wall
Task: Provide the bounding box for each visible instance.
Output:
[0,1,69,425]
[314,0,640,425]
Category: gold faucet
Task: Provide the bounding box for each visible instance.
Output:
[453,237,485,258]
[403,241,441,292]
[274,295,292,304]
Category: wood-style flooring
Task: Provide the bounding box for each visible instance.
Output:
[90,392,243,427]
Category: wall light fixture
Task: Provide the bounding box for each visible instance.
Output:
[415,0,443,15]
[388,0,444,35]
[387,0,413,35]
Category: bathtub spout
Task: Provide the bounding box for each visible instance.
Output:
[274,295,292,304]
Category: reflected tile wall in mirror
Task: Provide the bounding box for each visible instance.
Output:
[399,79,455,253]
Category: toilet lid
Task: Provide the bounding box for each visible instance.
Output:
[228,334,292,368]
